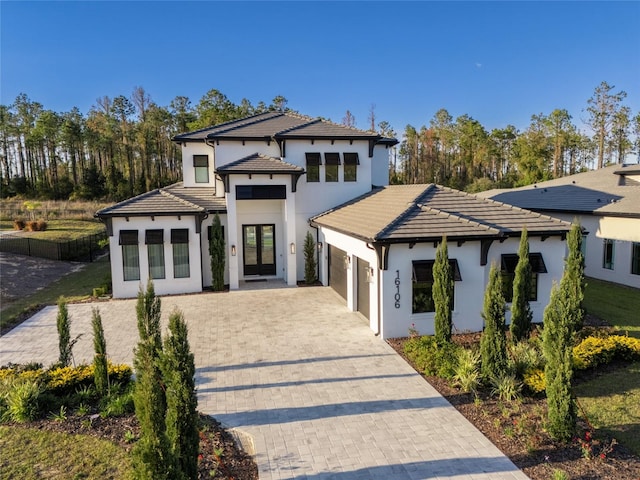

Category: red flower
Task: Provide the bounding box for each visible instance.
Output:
[585,431,592,441]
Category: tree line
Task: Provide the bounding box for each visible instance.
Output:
[0,81,637,201]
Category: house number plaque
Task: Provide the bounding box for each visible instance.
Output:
[394,270,401,309]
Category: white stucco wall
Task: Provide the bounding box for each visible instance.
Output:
[109,216,204,298]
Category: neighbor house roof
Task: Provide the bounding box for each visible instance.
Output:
[172,111,397,145]
[95,183,226,218]
[311,184,571,244]
[215,153,304,174]
[478,164,640,218]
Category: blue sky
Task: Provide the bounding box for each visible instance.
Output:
[1,1,639,137]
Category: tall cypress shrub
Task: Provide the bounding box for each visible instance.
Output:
[510,228,533,342]
[563,222,585,334]
[161,309,199,480]
[433,237,453,345]
[92,307,109,396]
[480,263,508,380]
[56,296,72,367]
[543,281,577,441]
[304,231,317,284]
[209,213,225,291]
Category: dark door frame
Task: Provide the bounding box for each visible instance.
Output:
[242,224,276,276]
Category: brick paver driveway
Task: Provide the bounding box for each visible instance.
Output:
[0,285,528,479]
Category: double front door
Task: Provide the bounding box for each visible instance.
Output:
[243,224,276,276]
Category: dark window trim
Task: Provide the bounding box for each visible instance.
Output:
[501,253,547,273]
[236,185,287,200]
[632,242,640,275]
[305,152,322,165]
[412,259,462,282]
[119,230,138,245]
[171,229,189,244]
[343,152,360,165]
[603,239,615,270]
[145,229,164,245]
[324,152,341,165]
[193,154,209,167]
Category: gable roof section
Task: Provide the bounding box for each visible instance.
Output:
[173,111,397,145]
[215,153,304,174]
[479,164,640,218]
[311,185,571,243]
[95,183,226,218]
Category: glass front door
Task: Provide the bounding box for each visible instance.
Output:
[243,224,276,276]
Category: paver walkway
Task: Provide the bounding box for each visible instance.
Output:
[0,285,528,479]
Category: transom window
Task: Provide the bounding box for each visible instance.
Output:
[171,229,190,279]
[194,155,209,183]
[119,230,140,281]
[500,253,546,302]
[146,229,165,279]
[324,153,340,182]
[603,239,615,270]
[412,259,462,314]
[343,153,359,182]
[305,153,321,183]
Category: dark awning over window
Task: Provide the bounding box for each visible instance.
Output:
[412,259,462,282]
[305,152,321,165]
[119,230,138,245]
[236,185,286,200]
[344,152,360,165]
[145,229,164,245]
[193,155,208,167]
[324,152,341,165]
[171,229,189,244]
[501,253,547,273]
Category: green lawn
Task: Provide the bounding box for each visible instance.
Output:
[583,277,640,338]
[0,256,111,334]
[5,219,105,241]
[0,426,134,479]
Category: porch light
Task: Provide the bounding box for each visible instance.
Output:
[317,242,323,251]
[290,243,296,255]
[231,245,237,256]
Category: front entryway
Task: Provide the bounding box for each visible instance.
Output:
[243,224,276,276]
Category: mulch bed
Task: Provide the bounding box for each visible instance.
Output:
[387,327,640,480]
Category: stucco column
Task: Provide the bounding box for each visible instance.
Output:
[285,190,297,286]
[226,193,240,290]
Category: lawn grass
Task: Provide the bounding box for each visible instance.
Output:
[574,361,640,456]
[583,277,640,338]
[0,425,134,479]
[5,219,105,241]
[0,256,111,334]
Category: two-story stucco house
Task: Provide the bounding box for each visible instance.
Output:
[96,111,572,339]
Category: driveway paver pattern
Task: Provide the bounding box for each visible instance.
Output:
[0,285,528,479]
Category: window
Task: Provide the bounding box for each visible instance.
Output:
[412,259,462,314]
[119,230,140,281]
[631,243,640,275]
[171,229,190,278]
[325,152,340,182]
[236,185,286,199]
[603,239,615,270]
[500,253,546,302]
[305,153,320,182]
[343,153,359,182]
[193,155,209,183]
[146,229,165,279]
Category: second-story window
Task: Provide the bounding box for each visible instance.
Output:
[325,153,340,182]
[194,155,209,183]
[344,153,359,182]
[305,153,320,182]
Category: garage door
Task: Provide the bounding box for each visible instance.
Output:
[328,245,348,301]
[356,257,370,320]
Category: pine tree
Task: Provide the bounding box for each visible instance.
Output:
[209,213,225,291]
[161,309,199,480]
[91,307,109,396]
[304,231,317,284]
[480,263,508,380]
[510,228,533,342]
[56,296,71,367]
[543,281,577,441]
[433,237,453,345]
[562,222,585,334]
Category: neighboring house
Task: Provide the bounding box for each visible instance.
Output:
[480,164,640,289]
[96,111,571,339]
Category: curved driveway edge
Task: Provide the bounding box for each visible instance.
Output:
[0,286,528,479]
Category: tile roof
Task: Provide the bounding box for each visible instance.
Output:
[95,183,226,218]
[172,111,396,144]
[478,164,640,218]
[216,153,304,173]
[311,185,571,243]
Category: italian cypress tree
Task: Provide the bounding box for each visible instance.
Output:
[136,280,162,351]
[161,309,199,480]
[543,280,577,441]
[91,307,109,396]
[209,213,225,291]
[562,222,585,334]
[433,237,453,345]
[304,231,317,284]
[510,228,533,342]
[480,263,508,380]
[56,296,71,367]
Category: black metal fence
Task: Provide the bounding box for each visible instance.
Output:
[0,232,108,262]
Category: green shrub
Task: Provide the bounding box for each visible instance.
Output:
[572,335,640,370]
[480,263,508,380]
[508,340,544,378]
[491,373,521,402]
[57,297,72,367]
[92,308,109,396]
[12,218,25,230]
[403,335,461,379]
[304,231,317,284]
[2,377,42,422]
[523,368,546,394]
[453,349,480,393]
[101,389,134,418]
